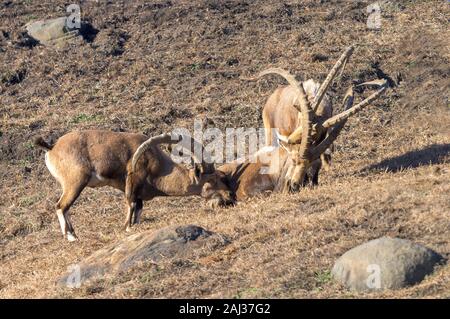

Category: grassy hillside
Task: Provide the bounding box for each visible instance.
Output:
[0,0,449,298]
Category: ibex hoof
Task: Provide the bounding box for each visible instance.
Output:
[66,233,78,242]
[285,180,301,193]
[208,198,221,209]
[125,226,132,232]
[208,196,235,209]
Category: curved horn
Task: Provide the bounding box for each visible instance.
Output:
[131,133,181,172]
[309,79,388,161]
[308,86,354,161]
[322,79,387,129]
[287,79,314,192]
[258,68,316,146]
[311,45,354,112]
[131,133,215,174]
[257,69,314,190]
[258,68,301,87]
[258,68,312,114]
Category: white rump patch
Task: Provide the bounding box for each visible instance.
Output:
[45,153,63,184]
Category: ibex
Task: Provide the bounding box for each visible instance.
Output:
[252,47,355,186]
[35,130,233,241]
[220,48,387,199]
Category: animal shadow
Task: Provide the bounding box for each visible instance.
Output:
[363,144,450,173]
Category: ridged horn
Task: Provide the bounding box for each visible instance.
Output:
[258,68,312,114]
[131,133,214,174]
[311,46,354,112]
[309,79,388,160]
[322,79,387,129]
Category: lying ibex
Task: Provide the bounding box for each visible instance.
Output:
[220,50,387,199]
[254,47,355,185]
[35,130,233,241]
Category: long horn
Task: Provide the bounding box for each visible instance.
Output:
[258,68,312,114]
[322,79,387,129]
[258,68,300,87]
[258,68,314,190]
[131,133,181,172]
[307,86,354,161]
[286,82,314,192]
[131,133,214,174]
[258,68,317,146]
[309,79,387,160]
[287,46,354,145]
[311,46,354,112]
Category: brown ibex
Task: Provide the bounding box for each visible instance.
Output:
[35,130,233,241]
[220,53,387,199]
[253,46,355,186]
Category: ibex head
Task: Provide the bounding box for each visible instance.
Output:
[258,46,388,191]
[131,132,235,207]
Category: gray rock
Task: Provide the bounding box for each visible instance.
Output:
[58,225,228,287]
[25,17,79,46]
[332,237,443,292]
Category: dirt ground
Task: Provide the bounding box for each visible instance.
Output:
[0,0,449,298]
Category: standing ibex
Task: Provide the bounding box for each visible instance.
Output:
[219,47,388,198]
[252,46,355,186]
[35,130,233,241]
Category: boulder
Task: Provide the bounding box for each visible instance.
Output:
[332,237,443,292]
[25,17,80,46]
[58,225,227,287]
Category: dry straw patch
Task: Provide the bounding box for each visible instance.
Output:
[0,0,449,298]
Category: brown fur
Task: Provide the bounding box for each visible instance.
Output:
[220,76,388,199]
[262,81,333,184]
[36,130,233,241]
[218,146,292,201]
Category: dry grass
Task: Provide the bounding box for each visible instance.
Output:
[0,0,449,298]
